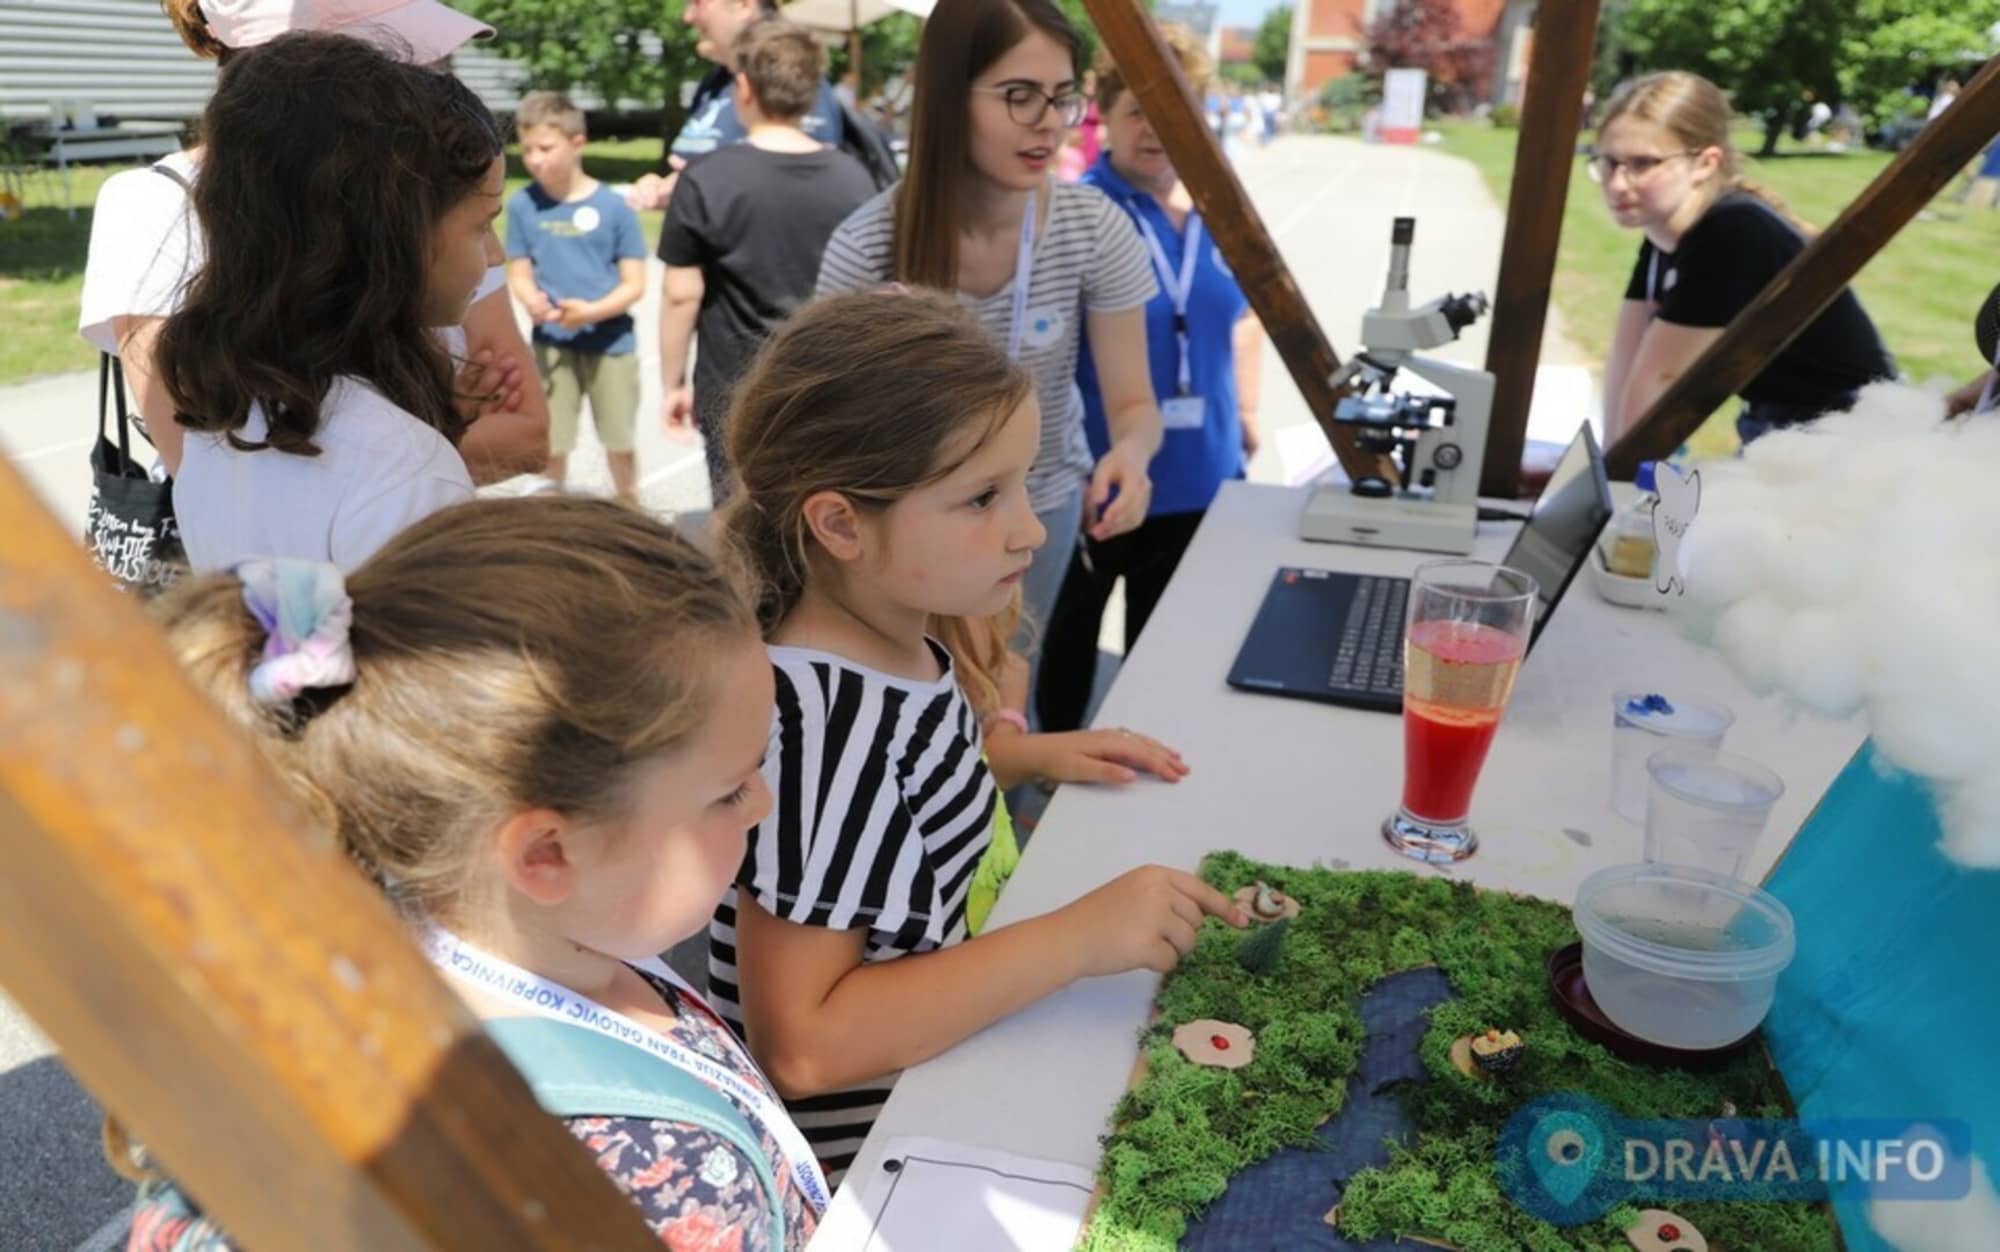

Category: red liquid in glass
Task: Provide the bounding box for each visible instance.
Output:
[1400,620,1525,823]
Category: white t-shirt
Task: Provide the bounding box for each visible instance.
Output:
[173,377,474,574]
[78,150,506,359]
[77,152,201,354]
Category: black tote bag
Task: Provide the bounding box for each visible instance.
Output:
[85,352,185,594]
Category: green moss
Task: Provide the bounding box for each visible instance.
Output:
[1075,853,1837,1252]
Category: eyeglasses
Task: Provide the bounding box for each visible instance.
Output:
[1586,149,1702,183]
[974,83,1088,129]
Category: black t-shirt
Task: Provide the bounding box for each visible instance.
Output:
[1624,190,1894,412]
[657,144,877,422]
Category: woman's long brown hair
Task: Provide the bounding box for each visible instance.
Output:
[157,32,502,456]
[893,0,1080,290]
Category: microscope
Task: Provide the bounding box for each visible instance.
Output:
[1299,217,1495,555]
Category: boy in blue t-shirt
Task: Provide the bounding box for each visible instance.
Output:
[505,92,648,500]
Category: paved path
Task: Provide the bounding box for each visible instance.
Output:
[0,132,1591,1248]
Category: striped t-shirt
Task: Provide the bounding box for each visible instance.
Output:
[814,180,1158,513]
[708,640,1022,1181]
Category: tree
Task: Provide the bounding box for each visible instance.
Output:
[1237,917,1290,975]
[824,12,927,100]
[1255,5,1293,86]
[462,0,704,137]
[1611,0,2000,153]
[1364,0,1495,115]
[1614,0,1843,155]
[1837,1,2000,130]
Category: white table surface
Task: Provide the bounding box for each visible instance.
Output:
[810,479,1864,1245]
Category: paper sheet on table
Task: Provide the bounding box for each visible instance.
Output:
[808,1136,1096,1252]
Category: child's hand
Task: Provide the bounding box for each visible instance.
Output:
[523,290,556,322]
[554,299,596,331]
[1029,727,1187,785]
[663,386,696,439]
[1055,866,1245,977]
[453,347,524,421]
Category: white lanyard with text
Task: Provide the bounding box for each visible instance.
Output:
[1646,249,1660,303]
[1006,190,1037,361]
[422,926,832,1212]
[1136,211,1204,396]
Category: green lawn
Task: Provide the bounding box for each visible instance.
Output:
[0,138,669,386]
[1435,120,2000,386]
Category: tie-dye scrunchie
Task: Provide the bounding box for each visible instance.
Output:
[235,559,356,707]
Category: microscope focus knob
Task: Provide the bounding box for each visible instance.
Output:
[1434,443,1464,470]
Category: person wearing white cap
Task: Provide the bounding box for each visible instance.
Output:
[77,0,551,489]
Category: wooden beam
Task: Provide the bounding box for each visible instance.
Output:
[1480,0,1602,497]
[0,459,657,1251]
[1081,0,1377,481]
[1606,55,2000,478]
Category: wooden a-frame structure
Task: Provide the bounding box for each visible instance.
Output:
[5,1,2000,1243]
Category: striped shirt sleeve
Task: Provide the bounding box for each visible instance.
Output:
[738,661,939,941]
[814,190,896,297]
[1081,185,1160,313]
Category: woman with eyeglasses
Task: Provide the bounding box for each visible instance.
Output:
[815,0,1165,651]
[1596,71,1893,447]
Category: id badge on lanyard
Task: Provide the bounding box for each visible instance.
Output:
[422,926,833,1212]
[1137,211,1205,430]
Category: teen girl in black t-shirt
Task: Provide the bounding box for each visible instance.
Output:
[1595,71,1895,447]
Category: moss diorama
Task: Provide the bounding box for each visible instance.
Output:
[1076,852,1836,1252]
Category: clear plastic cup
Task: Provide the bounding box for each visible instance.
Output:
[1574,862,1796,1050]
[1609,692,1734,823]
[1643,746,1784,880]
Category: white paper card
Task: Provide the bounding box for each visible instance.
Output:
[1162,394,1206,430]
[807,1136,1096,1252]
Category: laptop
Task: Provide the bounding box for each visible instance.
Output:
[1226,422,1614,713]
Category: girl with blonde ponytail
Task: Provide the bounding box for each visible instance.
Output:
[127,496,825,1251]
[1594,70,1894,446]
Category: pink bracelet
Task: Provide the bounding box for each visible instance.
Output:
[990,708,1029,735]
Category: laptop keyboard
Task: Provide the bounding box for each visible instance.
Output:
[1329,576,1407,698]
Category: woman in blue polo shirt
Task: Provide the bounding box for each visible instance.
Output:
[1035,25,1264,732]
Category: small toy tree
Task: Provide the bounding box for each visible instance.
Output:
[1236,917,1290,975]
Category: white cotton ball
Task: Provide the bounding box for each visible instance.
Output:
[1764,520,1859,611]
[1847,380,1947,427]
[1871,1151,2000,1251]
[1936,775,2000,868]
[1687,399,2000,868]
[1711,595,1787,694]
[1867,692,2000,785]
[1773,607,1864,717]
[1739,422,1843,485]
[1683,512,1785,611]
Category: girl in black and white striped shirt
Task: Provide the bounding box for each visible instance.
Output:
[708,289,1244,1182]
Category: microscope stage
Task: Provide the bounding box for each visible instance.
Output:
[1299,487,1478,555]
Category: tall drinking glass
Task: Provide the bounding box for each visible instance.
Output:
[1384,560,1538,864]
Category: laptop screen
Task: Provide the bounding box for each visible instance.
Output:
[1501,422,1614,642]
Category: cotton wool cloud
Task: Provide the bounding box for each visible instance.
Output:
[1675,382,2000,868]
[1870,1149,2000,1252]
